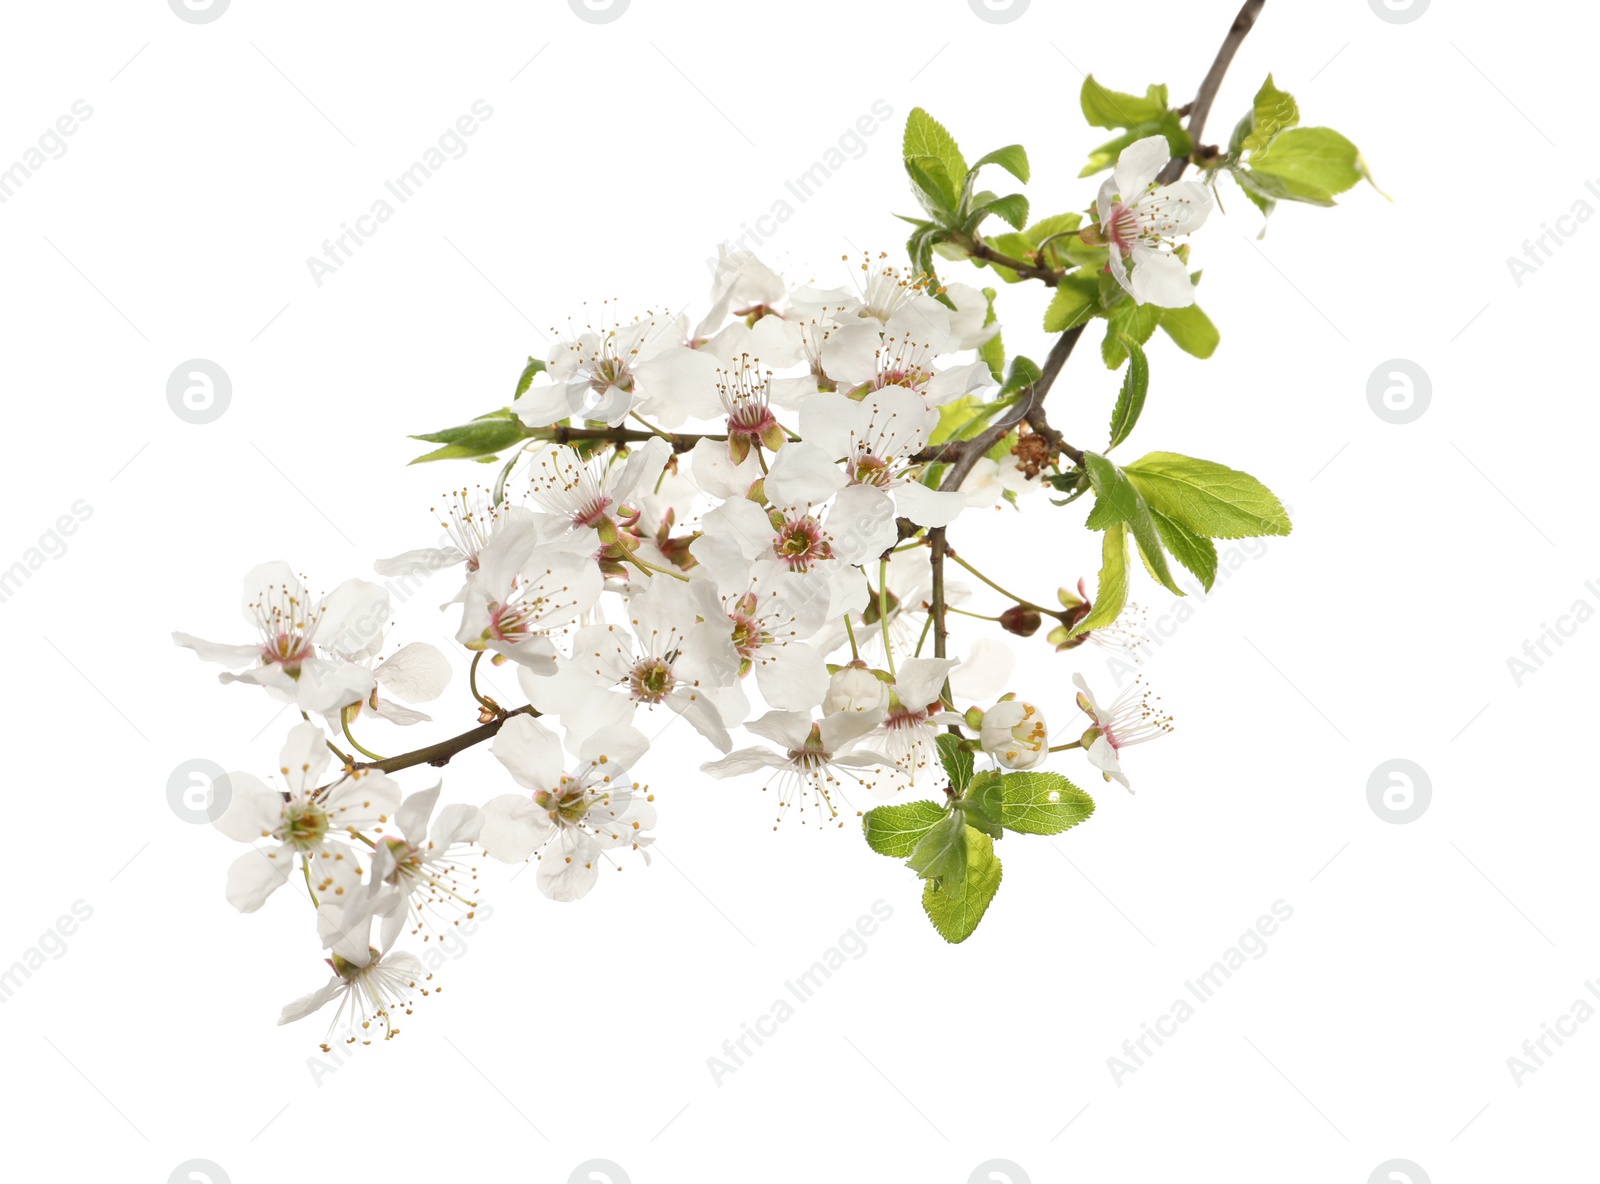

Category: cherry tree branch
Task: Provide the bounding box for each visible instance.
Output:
[1157,0,1268,184]
[357,705,536,774]
[937,325,1085,494]
[930,527,950,659]
[921,0,1267,672]
[533,425,723,454]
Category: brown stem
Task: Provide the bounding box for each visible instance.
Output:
[1022,327,1087,469]
[542,426,724,454]
[936,326,1085,495]
[1157,0,1268,185]
[359,705,536,774]
[965,239,1066,286]
[929,527,949,660]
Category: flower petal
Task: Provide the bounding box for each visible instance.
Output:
[1114,135,1170,198]
[478,793,549,862]
[225,846,295,912]
[492,714,566,791]
[374,642,452,702]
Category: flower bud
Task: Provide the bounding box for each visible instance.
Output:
[824,662,890,715]
[979,699,1049,770]
[999,604,1042,637]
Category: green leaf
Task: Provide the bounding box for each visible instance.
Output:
[922,829,1002,943]
[1080,116,1193,178]
[956,771,1005,840]
[408,415,527,464]
[1101,299,1162,368]
[977,289,1005,382]
[931,393,1016,445]
[936,733,975,792]
[490,445,526,507]
[907,811,970,896]
[1000,355,1041,398]
[906,155,959,221]
[1107,337,1149,450]
[1081,452,1140,531]
[963,771,1004,824]
[1080,77,1168,128]
[972,193,1030,231]
[1025,212,1083,246]
[407,443,499,465]
[515,356,546,399]
[1148,506,1218,590]
[1081,451,1184,595]
[1159,305,1220,358]
[904,109,969,205]
[863,800,949,858]
[905,222,950,283]
[1044,272,1100,333]
[971,144,1030,184]
[1249,127,1368,204]
[1229,167,1278,225]
[1069,524,1129,639]
[1241,75,1300,156]
[998,771,1095,835]
[1123,452,1293,539]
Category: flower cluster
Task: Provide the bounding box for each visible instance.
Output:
[174,247,1173,1037]
[170,32,1378,1018]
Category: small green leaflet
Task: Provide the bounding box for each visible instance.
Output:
[956,770,1005,840]
[978,288,1005,381]
[997,772,1096,835]
[1081,452,1140,530]
[409,414,527,464]
[1080,117,1192,179]
[1107,337,1148,450]
[1101,299,1162,368]
[907,155,960,221]
[1159,304,1220,358]
[936,732,974,792]
[907,811,970,898]
[1239,75,1300,156]
[1249,127,1372,205]
[1000,355,1041,398]
[1081,452,1184,595]
[970,144,1030,185]
[922,829,1002,944]
[904,109,968,207]
[1025,211,1083,246]
[1068,523,1129,639]
[1079,77,1169,129]
[1148,505,1218,589]
[1122,452,1293,539]
[863,800,949,858]
[514,356,546,399]
[970,193,1030,232]
[1044,273,1100,333]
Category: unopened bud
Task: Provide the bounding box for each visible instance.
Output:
[980,700,1049,770]
[824,662,890,715]
[1000,604,1042,636]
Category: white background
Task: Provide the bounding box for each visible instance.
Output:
[0,0,1589,1181]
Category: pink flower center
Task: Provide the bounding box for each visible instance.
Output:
[1106,202,1139,253]
[628,657,675,703]
[885,705,929,732]
[850,452,893,487]
[572,495,613,528]
[873,367,928,394]
[261,631,312,672]
[773,517,831,572]
[488,598,542,642]
[728,401,776,440]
